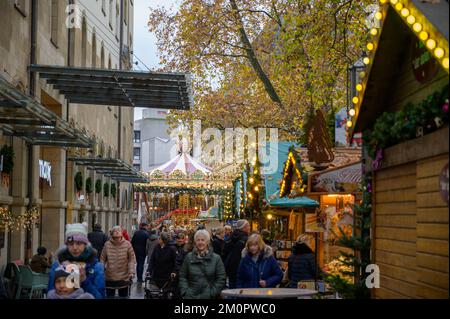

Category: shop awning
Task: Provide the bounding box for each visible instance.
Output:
[68,157,149,183]
[29,65,193,110]
[268,196,319,208]
[0,74,94,148]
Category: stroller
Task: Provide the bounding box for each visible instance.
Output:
[144,275,176,299]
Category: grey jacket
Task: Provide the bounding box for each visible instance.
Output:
[146,238,159,263]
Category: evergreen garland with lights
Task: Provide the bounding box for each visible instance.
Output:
[0,145,14,174]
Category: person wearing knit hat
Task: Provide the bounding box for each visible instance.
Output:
[47,263,94,299]
[222,219,250,289]
[47,223,106,299]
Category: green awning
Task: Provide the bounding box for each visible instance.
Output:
[268,196,319,208]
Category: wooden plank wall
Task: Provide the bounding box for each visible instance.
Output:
[374,163,418,299]
[416,154,449,298]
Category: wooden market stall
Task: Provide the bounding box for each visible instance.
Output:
[350,0,449,299]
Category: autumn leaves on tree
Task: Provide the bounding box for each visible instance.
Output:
[148,0,372,140]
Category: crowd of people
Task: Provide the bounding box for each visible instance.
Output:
[9,218,318,300]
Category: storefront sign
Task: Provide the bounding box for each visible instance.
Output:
[39,160,52,186]
[311,163,361,193]
[439,163,449,205]
[411,39,439,84]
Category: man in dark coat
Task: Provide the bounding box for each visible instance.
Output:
[131,222,150,283]
[222,219,250,289]
[88,224,108,257]
[212,228,225,258]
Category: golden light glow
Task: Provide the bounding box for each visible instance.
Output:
[400,8,409,17]
[426,39,436,50]
[390,0,398,4]
[356,84,363,91]
[406,15,416,25]
[346,120,353,128]
[363,57,370,65]
[443,58,449,69]
[266,214,273,220]
[370,28,378,36]
[349,109,356,117]
[249,177,254,184]
[248,193,253,199]
[359,71,366,78]
[379,0,388,4]
[434,47,445,59]
[375,12,383,20]
[412,23,422,33]
[254,186,259,192]
[395,2,403,11]
[366,43,374,51]
[419,31,429,41]
[352,96,359,104]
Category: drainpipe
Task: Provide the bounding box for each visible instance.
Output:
[26,0,38,264]
[117,0,124,225]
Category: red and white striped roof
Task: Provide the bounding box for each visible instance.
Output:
[150,152,212,176]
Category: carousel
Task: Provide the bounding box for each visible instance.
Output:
[133,144,235,230]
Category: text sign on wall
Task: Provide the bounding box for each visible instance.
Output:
[439,163,449,205]
[39,160,52,187]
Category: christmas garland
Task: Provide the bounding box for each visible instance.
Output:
[74,172,83,192]
[364,85,449,160]
[133,185,228,196]
[85,177,93,194]
[95,179,102,194]
[0,145,14,174]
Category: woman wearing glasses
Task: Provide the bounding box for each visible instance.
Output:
[100,226,136,298]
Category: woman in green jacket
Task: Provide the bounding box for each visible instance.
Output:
[179,229,226,299]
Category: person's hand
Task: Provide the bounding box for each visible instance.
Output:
[129,274,135,281]
[170,273,177,279]
[259,280,267,288]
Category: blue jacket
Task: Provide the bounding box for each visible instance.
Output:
[48,246,105,299]
[236,245,283,289]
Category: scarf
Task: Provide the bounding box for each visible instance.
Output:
[47,288,93,299]
[59,245,96,263]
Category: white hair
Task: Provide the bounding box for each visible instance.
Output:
[194,229,211,244]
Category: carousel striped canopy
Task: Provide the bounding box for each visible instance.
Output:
[149,152,212,177]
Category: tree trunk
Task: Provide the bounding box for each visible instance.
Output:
[229,0,283,108]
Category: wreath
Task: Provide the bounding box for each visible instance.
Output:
[0,145,14,174]
[110,183,117,198]
[85,177,93,194]
[95,179,102,194]
[74,172,83,192]
[103,183,110,197]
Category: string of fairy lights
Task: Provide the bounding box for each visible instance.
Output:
[0,206,40,231]
[347,0,449,130]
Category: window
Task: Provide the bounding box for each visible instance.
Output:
[133,147,140,160]
[133,131,140,143]
[50,0,59,47]
[102,0,106,16]
[81,17,87,66]
[124,0,128,25]
[14,0,27,17]
[109,0,113,29]
[133,164,140,171]
[115,2,120,40]
[100,44,105,68]
[91,32,97,67]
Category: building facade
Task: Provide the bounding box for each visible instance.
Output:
[133,108,176,173]
[0,0,135,270]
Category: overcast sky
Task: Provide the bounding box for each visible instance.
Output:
[133,0,179,121]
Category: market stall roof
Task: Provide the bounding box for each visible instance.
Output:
[268,196,319,208]
[149,151,212,177]
[28,65,193,110]
[352,1,449,134]
[309,161,362,193]
[68,156,148,183]
[0,74,94,148]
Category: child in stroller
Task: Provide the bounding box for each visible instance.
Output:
[144,274,176,299]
